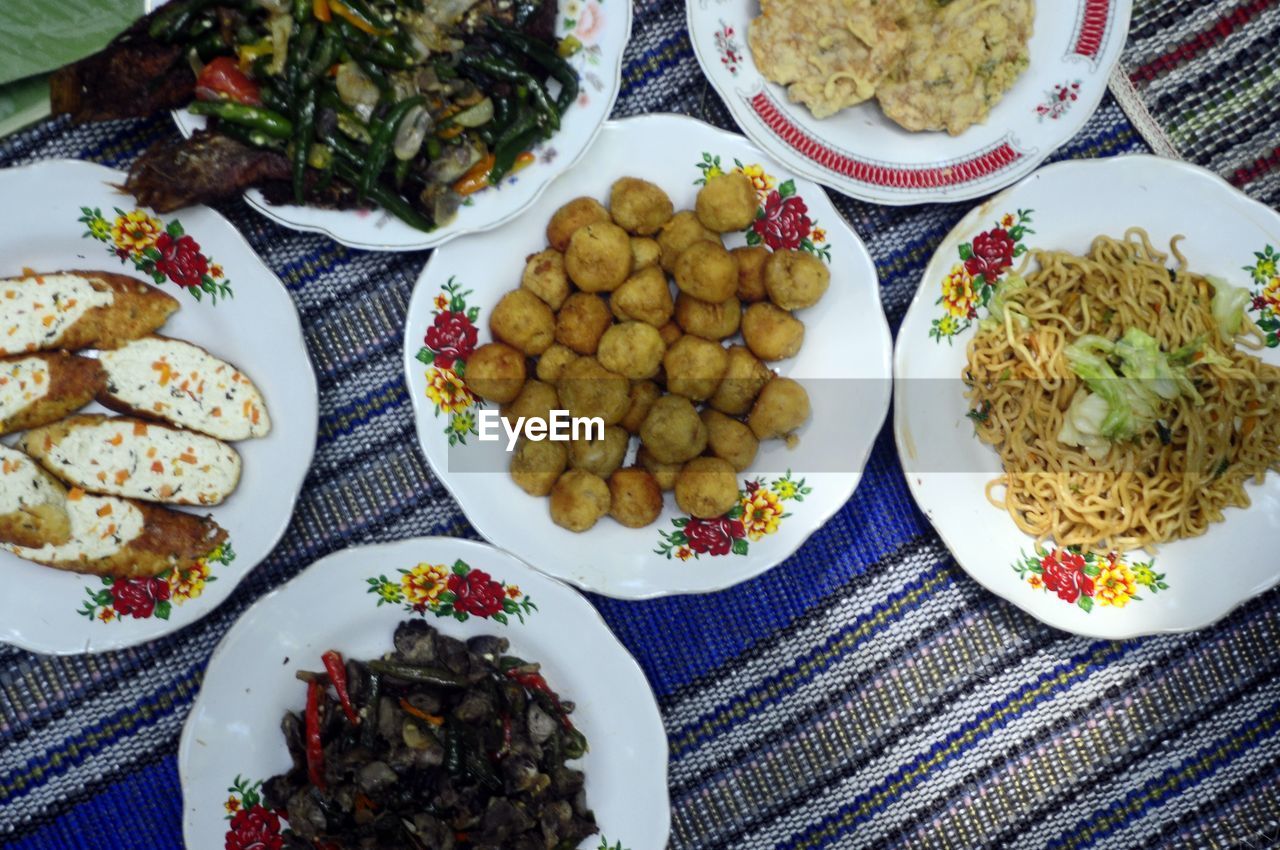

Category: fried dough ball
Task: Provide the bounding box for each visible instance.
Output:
[597,321,666,380]
[620,380,662,434]
[748,377,811,440]
[536,343,579,383]
[501,379,558,427]
[732,246,769,303]
[675,457,740,518]
[640,394,707,464]
[465,342,526,403]
[637,446,682,491]
[565,222,632,293]
[610,266,674,327]
[701,409,760,471]
[741,302,805,361]
[695,171,758,232]
[608,468,664,528]
[609,178,674,236]
[631,237,661,270]
[568,425,630,478]
[549,469,611,532]
[673,241,738,304]
[509,438,568,497]
[663,335,729,401]
[521,248,571,310]
[556,356,630,425]
[710,345,774,416]
[765,249,830,310]
[675,293,741,341]
[547,196,611,252]
[657,321,683,348]
[490,289,555,355]
[657,211,719,273]
[556,292,613,354]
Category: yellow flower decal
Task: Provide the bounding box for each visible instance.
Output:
[1263,276,1280,310]
[936,315,960,337]
[1028,574,1044,590]
[401,562,450,607]
[209,263,224,280]
[97,606,117,623]
[111,209,163,253]
[741,486,784,541]
[86,214,111,241]
[738,162,774,195]
[225,796,242,815]
[168,561,211,603]
[1000,213,1016,228]
[942,264,977,319]
[675,546,694,561]
[433,293,450,311]
[1094,556,1138,608]
[811,227,827,244]
[771,478,798,500]
[425,367,474,414]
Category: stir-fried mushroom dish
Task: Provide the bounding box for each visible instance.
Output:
[263,620,597,849]
[51,0,580,231]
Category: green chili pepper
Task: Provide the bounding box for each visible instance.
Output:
[188,101,294,138]
[487,108,538,184]
[292,88,318,204]
[216,122,284,151]
[487,18,580,113]
[359,94,425,200]
[458,54,559,131]
[366,658,462,686]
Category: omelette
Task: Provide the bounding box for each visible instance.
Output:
[749,0,1036,134]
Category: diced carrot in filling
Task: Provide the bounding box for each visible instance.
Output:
[159,484,174,498]
[107,434,123,446]
[97,504,113,517]
[211,407,222,417]
[41,315,54,327]
[133,421,148,436]
[151,461,163,473]
[32,372,43,385]
[96,471,107,483]
[152,360,175,386]
[179,452,197,464]
[1,459,15,474]
[68,487,84,501]
[114,469,129,485]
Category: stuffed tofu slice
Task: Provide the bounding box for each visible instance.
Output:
[0,270,178,356]
[0,352,105,435]
[97,336,270,440]
[0,444,72,548]
[20,414,242,507]
[3,488,227,578]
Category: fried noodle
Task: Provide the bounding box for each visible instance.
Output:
[965,229,1280,552]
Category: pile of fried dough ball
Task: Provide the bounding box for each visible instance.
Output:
[465,172,829,533]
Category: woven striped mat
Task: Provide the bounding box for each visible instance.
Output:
[2,1,1279,848]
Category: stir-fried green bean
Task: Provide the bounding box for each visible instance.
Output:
[292,88,318,204]
[188,101,294,137]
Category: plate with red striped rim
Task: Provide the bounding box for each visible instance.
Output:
[687,0,1132,206]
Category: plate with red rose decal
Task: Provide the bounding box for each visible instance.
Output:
[0,159,317,655]
[895,154,1280,638]
[403,113,892,599]
[687,0,1131,205]
[179,536,670,850]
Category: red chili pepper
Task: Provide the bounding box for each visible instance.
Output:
[195,56,261,105]
[322,650,360,725]
[506,669,574,730]
[305,680,326,790]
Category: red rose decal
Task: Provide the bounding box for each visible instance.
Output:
[684,516,746,557]
[153,233,209,288]
[964,228,1015,282]
[225,805,283,850]
[448,569,505,618]
[752,191,810,250]
[1040,550,1093,604]
[424,311,478,370]
[111,576,171,619]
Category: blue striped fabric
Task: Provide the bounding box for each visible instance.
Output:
[2,1,1280,848]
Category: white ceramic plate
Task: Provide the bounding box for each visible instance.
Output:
[0,159,317,654]
[688,0,1131,205]
[404,113,892,599]
[149,0,630,251]
[895,154,1280,638]
[180,536,670,850]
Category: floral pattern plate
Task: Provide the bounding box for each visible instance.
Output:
[403,114,892,599]
[0,160,317,654]
[894,155,1280,638]
[687,0,1131,205]
[179,537,669,850]
[148,0,630,251]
